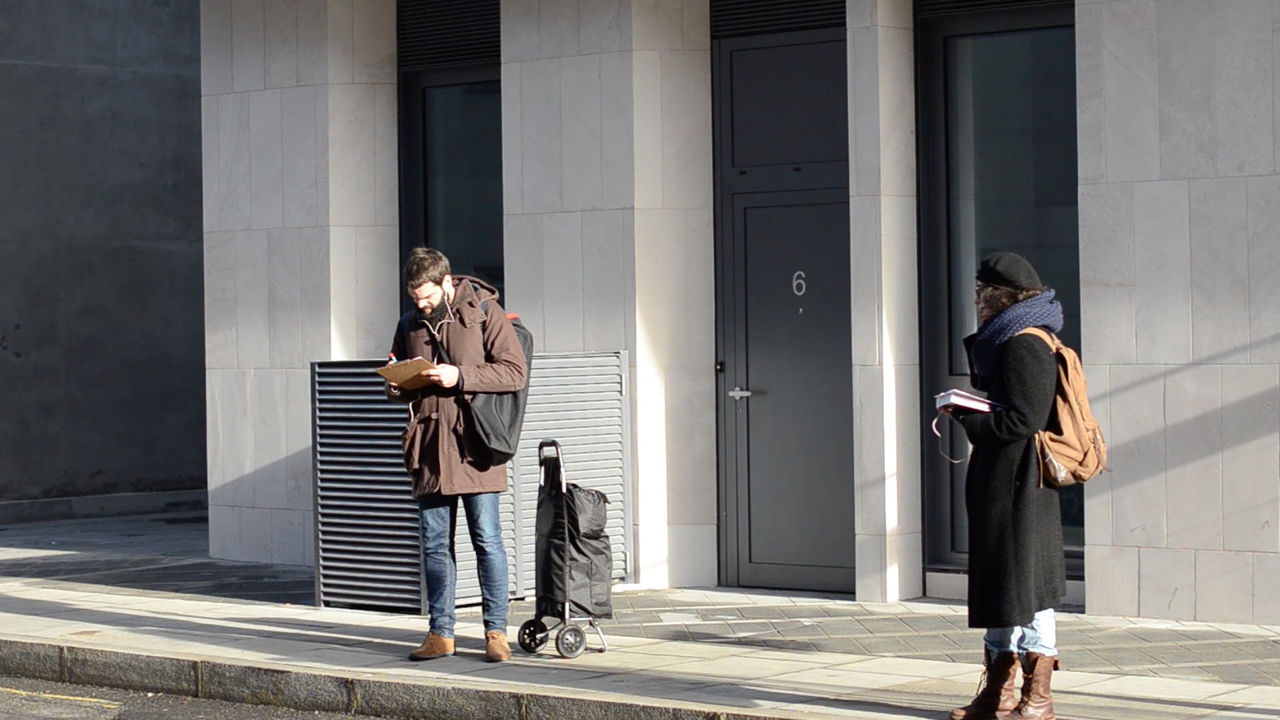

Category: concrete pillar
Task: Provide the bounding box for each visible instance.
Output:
[631,1,715,589]
[501,0,716,587]
[200,0,398,564]
[847,0,922,603]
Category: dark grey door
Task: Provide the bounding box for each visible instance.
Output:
[715,30,854,592]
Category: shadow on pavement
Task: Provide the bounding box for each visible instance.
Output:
[0,512,315,605]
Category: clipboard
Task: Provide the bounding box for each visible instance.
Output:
[375,357,436,390]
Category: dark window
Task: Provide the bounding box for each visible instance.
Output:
[917,4,1083,577]
[397,1,502,303]
[423,80,503,291]
[944,27,1080,373]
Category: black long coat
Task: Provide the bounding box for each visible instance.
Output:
[959,331,1066,629]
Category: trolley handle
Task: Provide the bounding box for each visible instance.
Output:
[538,439,562,461]
[538,439,567,491]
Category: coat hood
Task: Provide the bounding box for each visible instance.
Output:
[453,275,500,306]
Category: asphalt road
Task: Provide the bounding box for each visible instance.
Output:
[0,677,359,720]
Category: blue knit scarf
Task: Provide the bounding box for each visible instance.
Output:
[968,290,1064,384]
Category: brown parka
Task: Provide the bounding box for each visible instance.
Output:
[386,277,528,498]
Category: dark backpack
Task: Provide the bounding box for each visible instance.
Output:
[464,302,533,466]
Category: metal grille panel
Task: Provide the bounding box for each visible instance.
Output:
[397,0,499,72]
[313,352,631,614]
[312,362,422,611]
[711,0,845,39]
[515,353,633,591]
[915,0,1070,18]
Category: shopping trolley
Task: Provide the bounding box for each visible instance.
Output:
[516,440,612,658]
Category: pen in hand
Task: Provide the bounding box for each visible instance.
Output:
[386,353,402,392]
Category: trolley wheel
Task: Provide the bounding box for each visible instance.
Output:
[555,624,587,659]
[517,618,549,654]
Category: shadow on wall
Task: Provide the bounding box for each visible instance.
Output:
[1091,331,1280,401]
[207,448,316,568]
[928,332,1280,494]
[1084,332,1280,492]
[0,0,205,506]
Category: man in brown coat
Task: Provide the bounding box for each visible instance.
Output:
[386,248,528,663]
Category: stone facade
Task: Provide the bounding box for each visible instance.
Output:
[1077,0,1280,623]
[193,0,1280,624]
[201,0,399,565]
[0,0,204,505]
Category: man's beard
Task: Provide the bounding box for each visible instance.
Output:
[422,299,450,325]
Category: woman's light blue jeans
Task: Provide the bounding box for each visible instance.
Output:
[418,492,509,638]
[984,608,1057,656]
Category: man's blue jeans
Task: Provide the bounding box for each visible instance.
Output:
[984,608,1057,656]
[418,492,509,637]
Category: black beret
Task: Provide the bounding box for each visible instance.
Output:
[976,251,1043,290]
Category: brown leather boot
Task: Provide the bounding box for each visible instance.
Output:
[407,631,455,661]
[485,630,512,662]
[1009,652,1058,719]
[950,649,1019,720]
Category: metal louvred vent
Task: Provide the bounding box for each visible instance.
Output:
[312,362,424,612]
[514,352,633,588]
[711,0,845,39]
[397,0,499,72]
[915,0,1071,18]
[312,352,632,614]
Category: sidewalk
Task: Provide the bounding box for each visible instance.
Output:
[1,513,1278,719]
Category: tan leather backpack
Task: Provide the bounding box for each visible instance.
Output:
[1017,327,1109,488]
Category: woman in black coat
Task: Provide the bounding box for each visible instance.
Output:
[947,252,1065,720]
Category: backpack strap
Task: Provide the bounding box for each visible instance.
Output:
[1015,327,1056,489]
[1015,326,1062,352]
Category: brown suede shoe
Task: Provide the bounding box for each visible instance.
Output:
[485,630,512,662]
[408,632,455,661]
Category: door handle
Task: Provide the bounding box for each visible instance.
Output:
[728,386,753,399]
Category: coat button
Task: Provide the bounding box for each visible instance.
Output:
[430,412,439,419]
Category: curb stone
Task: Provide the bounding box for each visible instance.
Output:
[65,646,196,697]
[202,661,350,713]
[0,640,61,681]
[351,680,527,720]
[0,638,761,720]
[523,693,724,720]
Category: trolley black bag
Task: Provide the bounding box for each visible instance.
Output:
[534,470,613,619]
[518,440,613,658]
